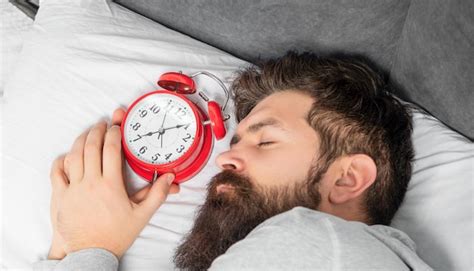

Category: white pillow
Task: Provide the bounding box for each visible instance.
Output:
[1,0,472,270]
[391,108,474,271]
[0,1,33,95]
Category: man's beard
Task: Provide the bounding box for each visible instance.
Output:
[173,167,324,271]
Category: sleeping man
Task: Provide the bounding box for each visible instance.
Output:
[35,52,431,270]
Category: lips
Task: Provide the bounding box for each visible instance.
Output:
[215,183,235,194]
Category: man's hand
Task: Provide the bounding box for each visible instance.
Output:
[50,118,175,259]
[48,155,68,260]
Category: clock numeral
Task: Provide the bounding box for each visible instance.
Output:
[165,153,172,160]
[184,123,190,130]
[165,100,175,113]
[132,123,141,131]
[175,107,186,119]
[149,104,161,114]
[182,133,192,142]
[176,145,185,153]
[139,110,148,118]
[139,146,147,154]
[152,153,161,162]
[132,134,142,142]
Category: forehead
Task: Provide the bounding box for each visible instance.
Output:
[238,90,314,129]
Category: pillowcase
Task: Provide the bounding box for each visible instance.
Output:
[1,0,472,270]
[391,107,473,271]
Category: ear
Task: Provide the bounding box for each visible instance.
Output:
[328,154,377,205]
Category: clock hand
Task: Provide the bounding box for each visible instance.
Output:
[162,123,191,132]
[160,112,168,129]
[160,130,164,148]
[133,130,160,142]
[158,112,168,148]
[142,131,159,137]
[132,134,143,142]
[136,112,169,142]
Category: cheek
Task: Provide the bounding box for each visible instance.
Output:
[247,146,316,188]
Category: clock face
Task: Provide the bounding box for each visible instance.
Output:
[123,93,198,165]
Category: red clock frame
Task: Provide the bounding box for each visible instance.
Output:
[121,90,213,184]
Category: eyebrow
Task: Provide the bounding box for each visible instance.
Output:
[230,118,285,147]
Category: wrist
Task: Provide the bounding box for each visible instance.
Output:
[59,248,119,270]
[66,241,125,260]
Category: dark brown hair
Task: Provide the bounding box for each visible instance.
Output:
[231,51,414,225]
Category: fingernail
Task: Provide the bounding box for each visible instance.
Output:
[166,173,175,185]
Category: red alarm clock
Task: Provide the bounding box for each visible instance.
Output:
[121,71,230,184]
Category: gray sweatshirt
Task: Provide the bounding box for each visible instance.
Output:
[33,207,432,270]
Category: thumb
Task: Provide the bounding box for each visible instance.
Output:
[136,173,175,219]
[130,183,180,204]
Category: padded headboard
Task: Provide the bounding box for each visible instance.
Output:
[114,0,473,140]
[114,0,409,71]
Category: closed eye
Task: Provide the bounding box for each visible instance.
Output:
[258,141,274,147]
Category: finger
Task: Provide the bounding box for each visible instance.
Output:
[130,183,179,204]
[64,131,88,184]
[121,149,127,188]
[112,108,126,126]
[84,121,108,179]
[135,173,175,219]
[169,184,180,194]
[50,155,69,194]
[103,125,123,181]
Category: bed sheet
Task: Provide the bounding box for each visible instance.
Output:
[1,0,473,270]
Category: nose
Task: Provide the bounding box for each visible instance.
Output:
[215,149,245,172]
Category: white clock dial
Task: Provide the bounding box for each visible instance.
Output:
[124,93,198,165]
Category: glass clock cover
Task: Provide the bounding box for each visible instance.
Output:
[123,93,198,165]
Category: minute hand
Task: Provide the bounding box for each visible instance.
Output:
[162,123,190,132]
[132,130,159,142]
[140,130,160,137]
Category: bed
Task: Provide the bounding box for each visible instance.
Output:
[1,0,473,270]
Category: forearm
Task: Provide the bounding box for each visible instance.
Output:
[34,248,118,271]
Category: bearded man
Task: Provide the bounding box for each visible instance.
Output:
[35,52,431,270]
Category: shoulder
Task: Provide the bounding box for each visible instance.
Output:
[209,207,336,269]
[209,207,427,271]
